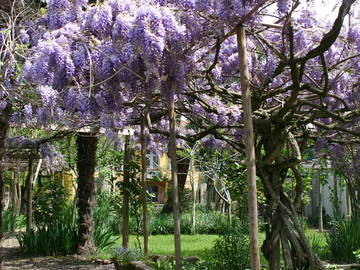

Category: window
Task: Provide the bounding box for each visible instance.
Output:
[148,186,158,202]
[147,152,159,169]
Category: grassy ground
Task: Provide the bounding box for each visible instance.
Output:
[98,234,219,259]
[98,230,328,263]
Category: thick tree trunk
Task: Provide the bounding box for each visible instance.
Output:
[140,115,149,255]
[169,100,181,270]
[122,134,131,249]
[25,157,35,232]
[255,123,325,270]
[237,26,261,270]
[260,166,325,270]
[160,157,190,214]
[76,132,97,255]
[0,104,11,241]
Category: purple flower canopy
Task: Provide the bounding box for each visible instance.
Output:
[1,0,359,153]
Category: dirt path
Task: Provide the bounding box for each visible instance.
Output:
[0,233,115,270]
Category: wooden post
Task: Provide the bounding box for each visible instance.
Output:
[26,156,34,232]
[236,26,261,270]
[32,159,43,186]
[10,170,18,232]
[0,104,11,241]
[333,173,340,217]
[122,134,131,249]
[346,185,352,218]
[140,115,149,255]
[190,158,196,234]
[318,169,323,232]
[169,99,182,270]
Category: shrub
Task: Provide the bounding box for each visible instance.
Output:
[193,212,228,234]
[17,206,77,256]
[151,259,210,270]
[33,178,68,228]
[148,211,229,235]
[204,222,250,269]
[327,216,360,263]
[148,214,174,235]
[111,248,144,264]
[307,214,332,230]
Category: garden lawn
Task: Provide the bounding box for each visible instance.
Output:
[98,231,327,264]
[98,234,219,259]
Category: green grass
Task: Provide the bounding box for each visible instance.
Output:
[97,230,327,264]
[97,234,219,259]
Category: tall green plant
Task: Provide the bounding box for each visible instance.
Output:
[17,206,78,255]
[204,222,250,269]
[94,191,121,234]
[327,216,360,263]
[2,209,25,232]
[93,191,122,251]
[34,177,68,228]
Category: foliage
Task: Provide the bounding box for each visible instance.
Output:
[117,153,151,249]
[307,214,333,230]
[284,165,314,207]
[94,225,120,253]
[195,148,252,213]
[327,216,360,263]
[204,222,250,269]
[4,0,360,268]
[298,216,309,232]
[111,248,144,265]
[328,143,360,216]
[96,137,123,185]
[17,206,77,256]
[354,249,360,262]
[93,190,122,251]
[151,259,210,270]
[33,177,68,228]
[145,211,228,235]
[94,190,122,235]
[23,187,119,255]
[1,209,26,232]
[308,233,329,260]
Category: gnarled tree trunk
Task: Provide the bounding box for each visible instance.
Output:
[258,128,324,270]
[76,132,98,255]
